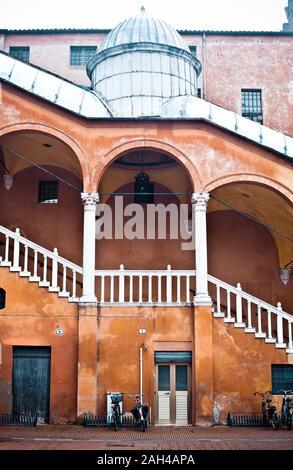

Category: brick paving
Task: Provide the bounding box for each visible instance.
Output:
[0,425,292,450]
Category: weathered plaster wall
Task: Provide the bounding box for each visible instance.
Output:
[0,268,78,423]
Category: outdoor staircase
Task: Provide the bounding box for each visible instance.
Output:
[0,224,292,354]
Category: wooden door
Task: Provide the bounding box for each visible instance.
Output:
[13,346,51,423]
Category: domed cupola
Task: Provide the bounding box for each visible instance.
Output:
[87,7,202,117]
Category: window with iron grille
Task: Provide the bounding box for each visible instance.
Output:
[39,181,59,204]
[9,47,30,63]
[0,288,6,309]
[70,46,97,66]
[189,46,197,57]
[241,89,263,124]
[272,365,293,394]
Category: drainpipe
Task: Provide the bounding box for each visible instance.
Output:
[139,346,143,402]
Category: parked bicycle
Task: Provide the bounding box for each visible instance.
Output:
[129,394,149,431]
[106,392,123,431]
[253,390,279,430]
[278,390,293,430]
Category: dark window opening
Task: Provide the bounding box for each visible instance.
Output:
[9,47,30,63]
[197,88,201,98]
[70,46,97,66]
[0,288,6,309]
[189,46,197,57]
[241,89,263,124]
[39,181,59,204]
[272,365,293,394]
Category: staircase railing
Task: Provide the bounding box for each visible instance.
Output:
[0,226,82,300]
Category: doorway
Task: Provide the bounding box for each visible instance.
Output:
[13,346,51,423]
[155,352,192,425]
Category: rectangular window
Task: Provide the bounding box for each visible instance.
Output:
[197,88,201,98]
[9,46,30,63]
[241,89,263,124]
[70,46,97,66]
[39,181,59,204]
[272,365,293,394]
[189,46,197,57]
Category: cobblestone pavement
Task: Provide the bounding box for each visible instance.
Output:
[0,425,293,450]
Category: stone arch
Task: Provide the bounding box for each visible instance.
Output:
[91,138,202,192]
[0,122,90,189]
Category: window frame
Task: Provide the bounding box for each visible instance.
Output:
[241,88,263,124]
[70,46,97,66]
[272,365,293,395]
[9,46,30,63]
[38,181,59,204]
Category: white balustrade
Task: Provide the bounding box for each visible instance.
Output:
[0,225,82,301]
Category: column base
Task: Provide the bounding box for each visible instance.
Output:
[79,295,98,306]
[193,294,213,306]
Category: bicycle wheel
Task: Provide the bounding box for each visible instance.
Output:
[271,413,279,431]
[287,414,292,431]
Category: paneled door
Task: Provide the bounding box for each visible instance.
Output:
[156,363,191,425]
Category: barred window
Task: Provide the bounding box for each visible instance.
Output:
[9,47,30,63]
[70,46,97,66]
[272,365,293,394]
[189,46,197,57]
[241,89,263,124]
[39,181,59,204]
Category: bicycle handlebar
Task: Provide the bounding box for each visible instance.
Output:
[253,390,272,397]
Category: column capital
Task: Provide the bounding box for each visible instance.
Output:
[81,192,99,207]
[191,192,209,207]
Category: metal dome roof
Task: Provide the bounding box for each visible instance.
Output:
[98,7,190,53]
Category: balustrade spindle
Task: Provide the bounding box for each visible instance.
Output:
[288,322,293,352]
[176,275,181,303]
[255,305,266,338]
[224,290,234,323]
[100,275,105,303]
[139,275,143,303]
[148,275,152,303]
[235,283,245,327]
[166,265,172,303]
[276,303,286,348]
[39,255,49,287]
[3,235,10,265]
[119,264,125,303]
[110,276,114,303]
[51,248,58,289]
[19,244,29,276]
[245,300,255,332]
[61,266,67,294]
[186,275,190,303]
[11,228,20,271]
[214,285,224,317]
[72,270,77,299]
[265,310,275,343]
[158,275,162,303]
[31,250,39,281]
[129,275,133,303]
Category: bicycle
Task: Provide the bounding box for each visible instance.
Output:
[129,394,149,432]
[253,390,279,430]
[106,392,123,431]
[278,390,293,431]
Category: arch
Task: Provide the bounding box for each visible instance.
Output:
[91,139,202,192]
[204,173,293,205]
[0,122,90,189]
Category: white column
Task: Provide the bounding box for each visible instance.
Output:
[80,192,99,304]
[192,192,212,306]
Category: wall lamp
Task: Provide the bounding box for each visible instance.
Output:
[279,260,293,285]
[0,159,14,190]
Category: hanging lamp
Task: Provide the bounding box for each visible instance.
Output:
[134,152,154,204]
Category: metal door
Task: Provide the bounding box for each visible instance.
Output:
[13,346,51,423]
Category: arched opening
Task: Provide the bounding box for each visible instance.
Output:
[0,130,84,265]
[208,181,293,313]
[96,148,195,271]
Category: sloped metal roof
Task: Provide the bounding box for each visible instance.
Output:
[0,51,292,160]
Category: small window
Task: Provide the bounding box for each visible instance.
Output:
[70,46,97,66]
[197,88,202,98]
[39,181,59,204]
[272,365,293,394]
[241,89,263,124]
[0,288,6,309]
[9,47,30,63]
[189,46,197,57]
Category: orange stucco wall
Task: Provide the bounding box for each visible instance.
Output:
[0,268,78,423]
